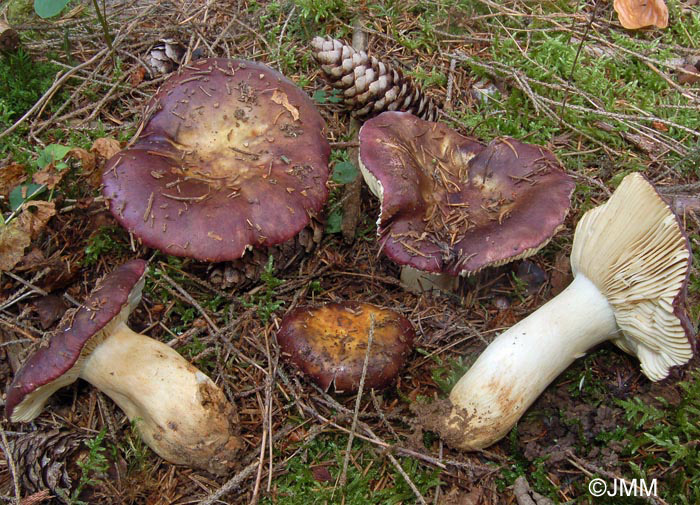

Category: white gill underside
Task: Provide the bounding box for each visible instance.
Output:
[570,173,692,381]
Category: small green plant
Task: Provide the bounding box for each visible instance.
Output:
[312,89,344,104]
[262,434,441,504]
[417,349,470,394]
[83,226,128,266]
[57,427,109,505]
[240,256,284,323]
[119,419,151,475]
[293,0,345,22]
[616,370,700,504]
[0,49,63,128]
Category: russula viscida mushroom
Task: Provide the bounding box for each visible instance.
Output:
[5,260,242,475]
[102,58,330,261]
[358,111,574,292]
[418,173,695,450]
[277,302,415,393]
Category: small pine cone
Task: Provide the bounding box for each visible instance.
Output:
[148,38,185,75]
[208,222,322,289]
[7,429,88,501]
[311,36,441,121]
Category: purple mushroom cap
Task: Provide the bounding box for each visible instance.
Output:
[359,112,575,275]
[6,260,147,421]
[103,58,330,262]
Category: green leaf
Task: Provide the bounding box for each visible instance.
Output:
[312,90,328,104]
[33,0,70,19]
[9,183,47,211]
[325,209,343,234]
[37,144,72,169]
[331,161,358,184]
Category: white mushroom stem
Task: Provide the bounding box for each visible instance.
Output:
[80,322,240,473]
[425,173,693,451]
[445,274,618,449]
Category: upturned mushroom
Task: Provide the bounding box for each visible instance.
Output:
[102,58,330,262]
[358,112,575,292]
[5,260,242,475]
[277,302,415,393]
[418,173,695,450]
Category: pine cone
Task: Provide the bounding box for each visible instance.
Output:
[148,39,185,75]
[312,36,441,121]
[209,222,322,289]
[7,429,88,501]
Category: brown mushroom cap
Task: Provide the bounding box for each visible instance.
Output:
[277,302,415,393]
[358,112,575,275]
[103,58,330,262]
[6,260,147,421]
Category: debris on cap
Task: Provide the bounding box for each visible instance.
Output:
[359,112,574,277]
[102,58,330,262]
[277,302,415,393]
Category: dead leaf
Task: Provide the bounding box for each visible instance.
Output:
[271,89,300,121]
[652,120,669,132]
[69,147,96,173]
[34,294,68,329]
[311,466,333,482]
[550,251,571,296]
[33,164,65,189]
[677,63,700,85]
[91,137,122,160]
[0,200,56,272]
[0,163,27,197]
[130,66,147,87]
[0,222,30,272]
[613,0,668,29]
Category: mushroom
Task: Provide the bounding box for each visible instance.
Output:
[5,260,242,475]
[102,58,330,262]
[417,173,695,450]
[358,111,574,292]
[277,302,415,393]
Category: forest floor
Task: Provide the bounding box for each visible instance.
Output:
[0,0,699,504]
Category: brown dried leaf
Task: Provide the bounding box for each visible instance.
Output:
[0,163,27,197]
[677,63,700,85]
[130,66,147,87]
[271,89,300,121]
[0,201,56,272]
[32,164,64,190]
[69,147,96,172]
[550,251,571,296]
[613,0,668,29]
[91,137,122,160]
[0,221,30,271]
[33,294,68,329]
[311,466,333,482]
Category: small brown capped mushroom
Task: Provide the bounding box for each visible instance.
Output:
[277,302,415,393]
